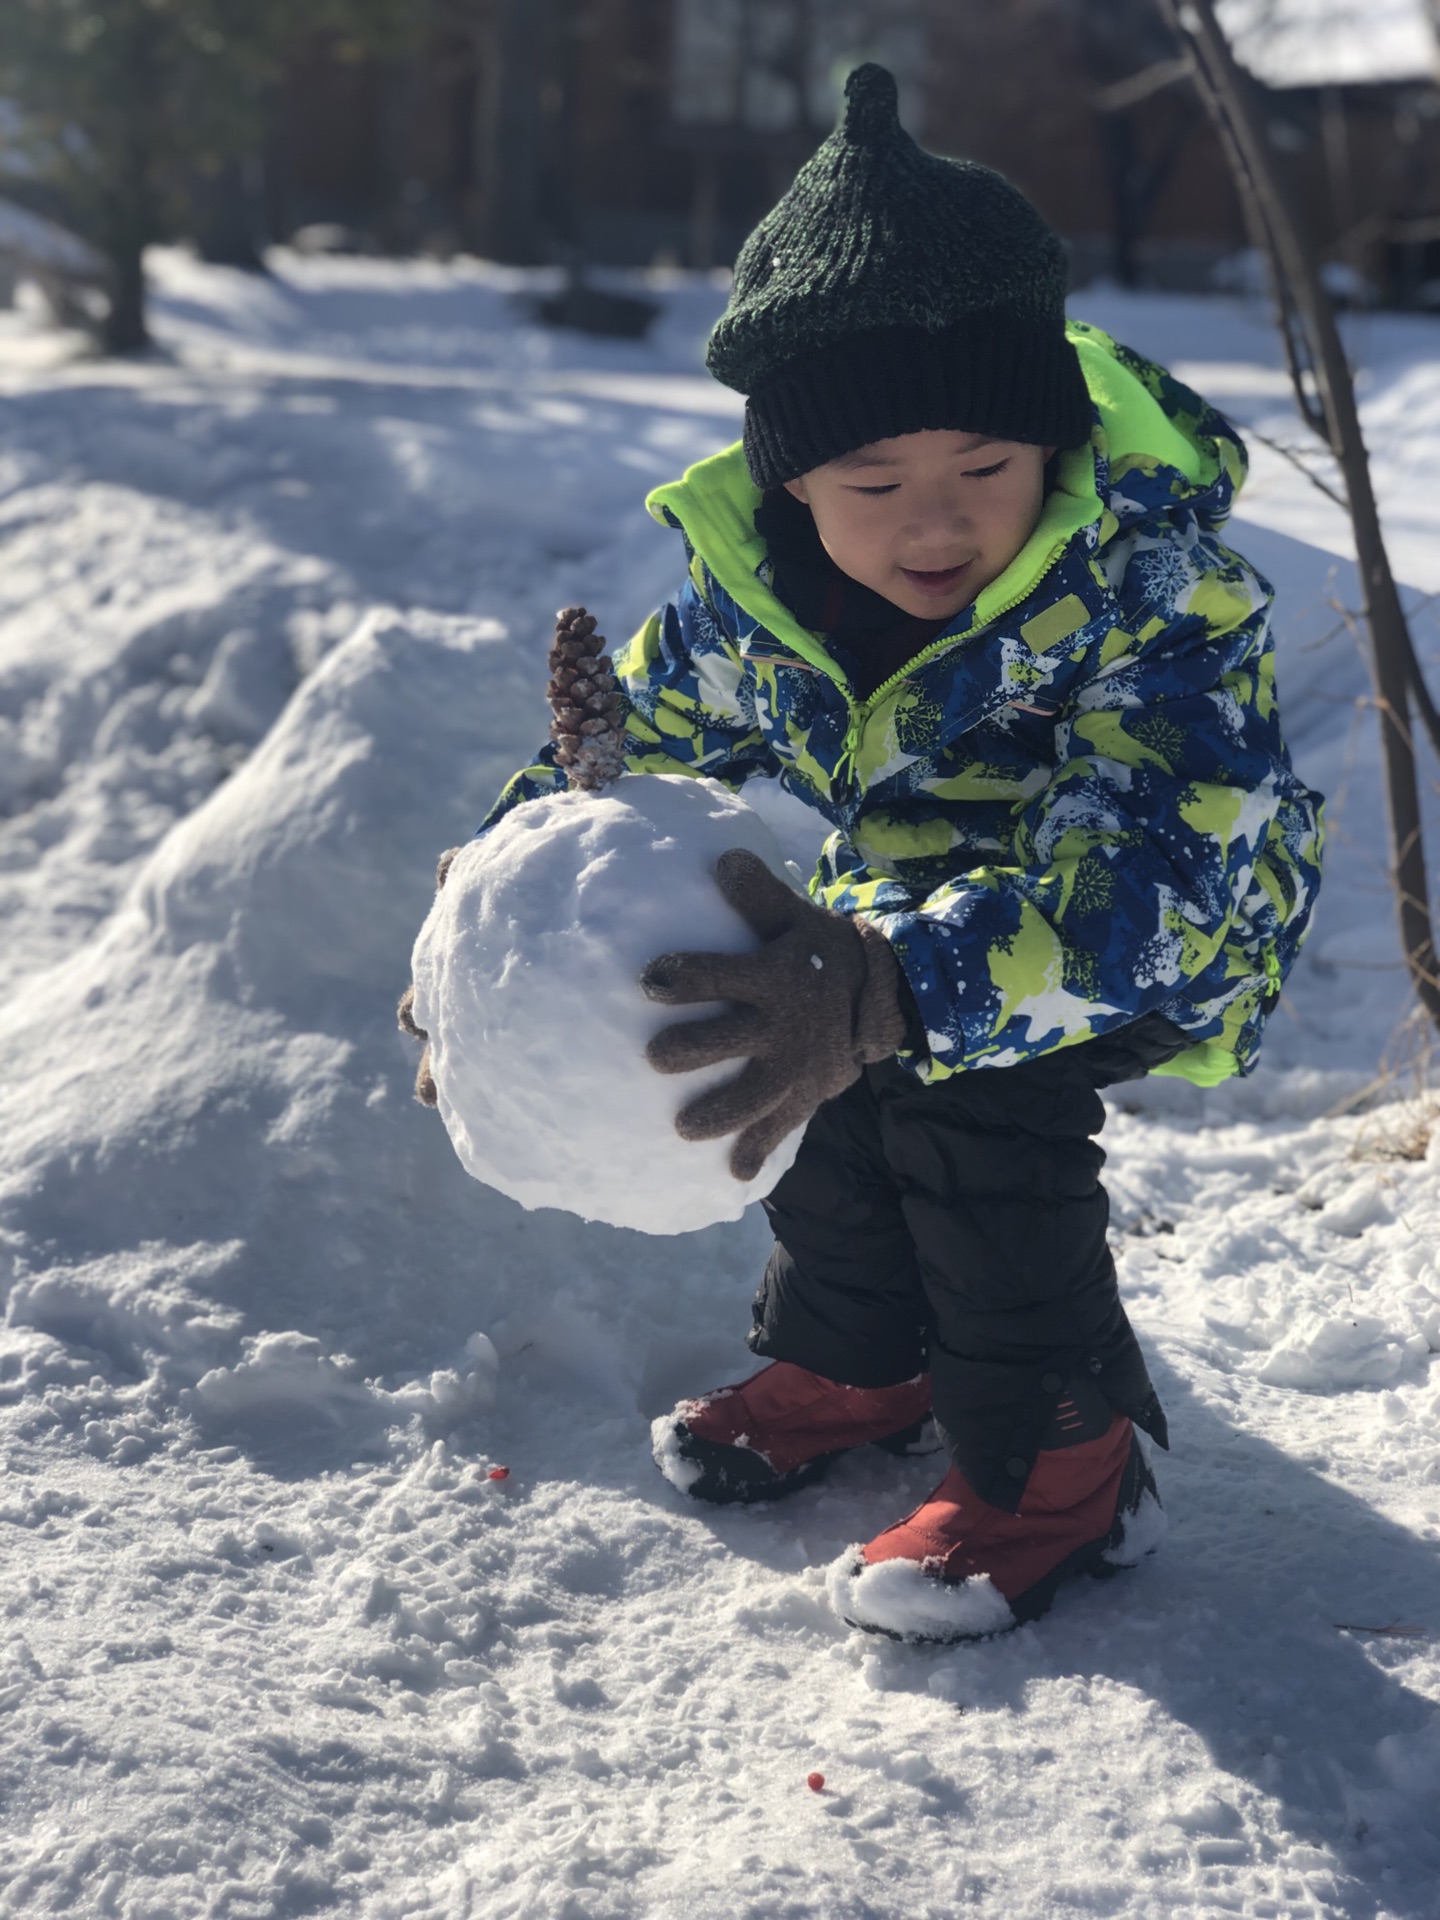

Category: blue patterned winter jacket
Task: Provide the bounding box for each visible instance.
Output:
[484,323,1324,1088]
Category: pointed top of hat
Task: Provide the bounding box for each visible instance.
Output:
[704,58,1090,476]
[841,63,901,144]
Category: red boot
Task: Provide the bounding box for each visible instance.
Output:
[652,1361,934,1504]
[827,1394,1165,1642]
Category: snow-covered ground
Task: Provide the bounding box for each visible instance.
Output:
[1,252,1438,1919]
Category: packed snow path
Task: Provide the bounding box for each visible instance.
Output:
[0,255,1438,1920]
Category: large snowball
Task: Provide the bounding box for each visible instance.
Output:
[409,774,808,1234]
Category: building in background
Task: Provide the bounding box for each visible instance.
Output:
[252,0,1440,307]
[265,0,928,269]
[1219,0,1440,304]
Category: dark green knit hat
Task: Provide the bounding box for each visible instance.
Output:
[707,65,1092,487]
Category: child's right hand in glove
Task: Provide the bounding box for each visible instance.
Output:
[640,849,908,1182]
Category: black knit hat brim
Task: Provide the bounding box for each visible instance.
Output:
[742,315,1094,488]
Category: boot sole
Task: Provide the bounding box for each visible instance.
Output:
[652,1412,938,1505]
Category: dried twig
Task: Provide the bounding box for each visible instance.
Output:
[1334,1623,1430,1638]
[1245,425,1349,511]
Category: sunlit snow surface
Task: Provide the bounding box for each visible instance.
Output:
[1,253,1439,1917]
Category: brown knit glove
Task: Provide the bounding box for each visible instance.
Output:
[398,845,463,1106]
[640,849,908,1182]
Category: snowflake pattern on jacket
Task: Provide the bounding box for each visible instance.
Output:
[482,323,1324,1086]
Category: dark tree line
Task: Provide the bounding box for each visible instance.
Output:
[0,0,416,350]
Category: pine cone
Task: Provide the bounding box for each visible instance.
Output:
[548,606,627,791]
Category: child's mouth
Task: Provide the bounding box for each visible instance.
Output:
[899,562,971,597]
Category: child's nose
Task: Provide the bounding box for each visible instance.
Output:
[906,494,972,542]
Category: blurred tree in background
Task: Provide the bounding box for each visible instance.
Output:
[1055,0,1196,286]
[666,0,925,268]
[0,0,417,351]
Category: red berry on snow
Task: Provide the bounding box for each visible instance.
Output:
[487,1466,510,1481]
[807,1772,825,1793]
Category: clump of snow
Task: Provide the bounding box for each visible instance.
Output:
[1256,1311,1411,1390]
[410,773,807,1233]
[1103,1482,1169,1567]
[825,1550,1018,1643]
[649,1407,706,1493]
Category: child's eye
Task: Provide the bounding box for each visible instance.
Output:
[846,483,900,497]
[965,460,1010,480]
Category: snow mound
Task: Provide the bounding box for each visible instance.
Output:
[182,1329,498,1447]
[825,1550,1018,1643]
[0,195,104,276]
[410,773,807,1233]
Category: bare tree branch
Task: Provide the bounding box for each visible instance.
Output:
[1244,426,1349,510]
[1156,0,1440,1023]
[1092,56,1192,113]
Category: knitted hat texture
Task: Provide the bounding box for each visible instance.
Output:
[706,65,1092,486]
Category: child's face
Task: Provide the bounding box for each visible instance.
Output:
[784,429,1055,622]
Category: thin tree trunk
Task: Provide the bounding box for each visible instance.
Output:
[1319,84,1356,271]
[480,0,546,263]
[1156,0,1440,1026]
[103,233,149,352]
[98,145,155,352]
[194,154,268,271]
[96,10,161,353]
[1100,113,1143,286]
[690,154,719,271]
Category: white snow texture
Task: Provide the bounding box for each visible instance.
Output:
[411,774,805,1232]
[2,251,1440,1918]
[826,1552,1018,1644]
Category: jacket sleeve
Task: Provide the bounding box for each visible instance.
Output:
[477,564,780,834]
[814,535,1311,1077]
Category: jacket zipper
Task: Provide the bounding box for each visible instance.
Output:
[834,537,1073,788]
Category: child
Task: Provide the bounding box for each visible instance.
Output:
[477,65,1323,1640]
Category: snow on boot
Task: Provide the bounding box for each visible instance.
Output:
[651,1361,932,1504]
[826,1383,1165,1643]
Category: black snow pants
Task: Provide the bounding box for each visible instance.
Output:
[750,1012,1188,1511]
